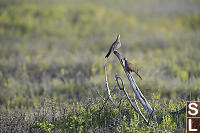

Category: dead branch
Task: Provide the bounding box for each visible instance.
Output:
[147,104,155,126]
[98,97,109,113]
[113,51,154,117]
[104,64,117,108]
[115,74,148,123]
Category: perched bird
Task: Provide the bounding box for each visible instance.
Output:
[123,57,142,80]
[105,34,121,58]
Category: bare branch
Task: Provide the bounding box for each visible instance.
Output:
[113,51,154,117]
[147,104,155,126]
[98,97,109,113]
[95,86,105,101]
[115,74,148,123]
[104,64,117,108]
[115,75,124,90]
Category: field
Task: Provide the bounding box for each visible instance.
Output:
[0,0,200,132]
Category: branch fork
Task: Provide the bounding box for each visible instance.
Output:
[104,51,155,125]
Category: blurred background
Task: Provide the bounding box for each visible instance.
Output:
[0,0,200,109]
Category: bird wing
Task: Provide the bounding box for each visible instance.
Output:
[127,62,142,79]
[127,62,137,72]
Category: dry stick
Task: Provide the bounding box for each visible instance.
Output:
[114,51,154,116]
[117,90,124,108]
[104,64,117,108]
[115,74,148,123]
[147,102,155,126]
[95,87,106,102]
[130,75,153,114]
[98,97,109,113]
[130,75,155,124]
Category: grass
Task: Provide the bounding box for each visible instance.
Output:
[1,98,186,132]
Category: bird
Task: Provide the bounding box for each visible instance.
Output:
[123,57,142,80]
[105,34,121,58]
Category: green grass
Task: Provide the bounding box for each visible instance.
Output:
[1,98,186,132]
[0,0,200,132]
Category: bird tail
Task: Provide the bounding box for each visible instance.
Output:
[135,72,142,80]
[105,46,112,58]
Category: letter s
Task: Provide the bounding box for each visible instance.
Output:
[188,103,198,116]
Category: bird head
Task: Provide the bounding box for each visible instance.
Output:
[123,57,128,61]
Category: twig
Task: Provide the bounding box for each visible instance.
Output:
[115,74,148,123]
[104,64,116,108]
[95,86,106,101]
[147,104,155,126]
[115,76,124,90]
[117,98,123,108]
[98,97,109,113]
[170,106,186,114]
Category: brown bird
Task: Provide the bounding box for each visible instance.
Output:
[123,57,142,80]
[105,34,121,58]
